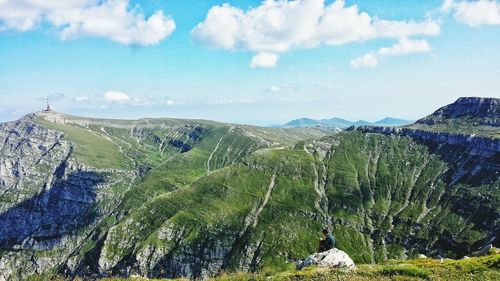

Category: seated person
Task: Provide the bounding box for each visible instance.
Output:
[318,228,336,252]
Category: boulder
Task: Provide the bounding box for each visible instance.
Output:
[472,244,493,257]
[296,248,355,270]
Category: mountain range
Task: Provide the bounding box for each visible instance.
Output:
[281,117,414,129]
[0,97,498,280]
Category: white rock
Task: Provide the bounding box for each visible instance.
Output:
[296,248,355,270]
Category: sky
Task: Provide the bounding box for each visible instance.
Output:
[0,0,499,126]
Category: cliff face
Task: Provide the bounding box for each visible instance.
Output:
[355,97,500,151]
[416,97,499,127]
[0,112,332,280]
[354,126,500,152]
[0,114,162,280]
[89,132,499,280]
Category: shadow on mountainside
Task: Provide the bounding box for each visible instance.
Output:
[0,170,106,251]
[399,138,500,256]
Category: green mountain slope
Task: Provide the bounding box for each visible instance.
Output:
[0,97,498,280]
[0,111,334,280]
[92,131,498,279]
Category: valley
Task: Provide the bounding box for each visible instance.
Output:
[0,97,498,280]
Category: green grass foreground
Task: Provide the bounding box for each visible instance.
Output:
[94,253,500,281]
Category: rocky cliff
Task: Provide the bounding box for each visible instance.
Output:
[353,126,499,152]
[0,112,333,280]
[0,98,498,280]
[417,97,499,127]
[354,97,500,151]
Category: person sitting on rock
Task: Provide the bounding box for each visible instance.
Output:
[318,228,336,252]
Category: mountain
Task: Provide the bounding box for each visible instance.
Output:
[374,117,414,126]
[356,97,499,141]
[319,117,354,128]
[283,117,322,127]
[0,98,498,280]
[282,117,413,128]
[409,97,499,138]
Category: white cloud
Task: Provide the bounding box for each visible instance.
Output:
[130,96,154,106]
[207,99,255,105]
[266,84,297,92]
[165,99,176,106]
[250,52,279,68]
[73,93,177,107]
[441,0,500,26]
[192,0,440,67]
[351,38,431,68]
[378,38,430,56]
[104,91,130,103]
[207,99,234,105]
[268,85,283,92]
[350,53,378,69]
[74,96,90,103]
[0,0,176,46]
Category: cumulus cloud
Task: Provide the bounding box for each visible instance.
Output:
[441,0,500,26]
[350,53,378,69]
[104,91,130,103]
[378,38,430,56]
[192,0,440,67]
[250,52,279,68]
[0,0,176,46]
[351,38,431,68]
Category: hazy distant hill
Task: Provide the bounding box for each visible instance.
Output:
[282,116,413,128]
[374,117,414,126]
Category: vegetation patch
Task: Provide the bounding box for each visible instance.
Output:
[380,264,430,279]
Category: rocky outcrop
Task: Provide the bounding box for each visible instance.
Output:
[0,118,127,281]
[417,97,499,127]
[0,119,71,212]
[296,249,355,270]
[354,97,499,152]
[354,126,500,152]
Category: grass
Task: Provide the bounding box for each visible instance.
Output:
[34,118,133,169]
[14,114,498,281]
[380,265,430,279]
[93,132,500,274]
[86,254,500,281]
[405,122,499,139]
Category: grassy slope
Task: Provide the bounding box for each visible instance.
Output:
[34,118,134,169]
[404,122,499,138]
[89,252,500,281]
[96,131,498,277]
[209,253,500,281]
[22,113,498,279]
[28,112,336,276]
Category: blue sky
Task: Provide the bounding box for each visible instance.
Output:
[0,0,499,125]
